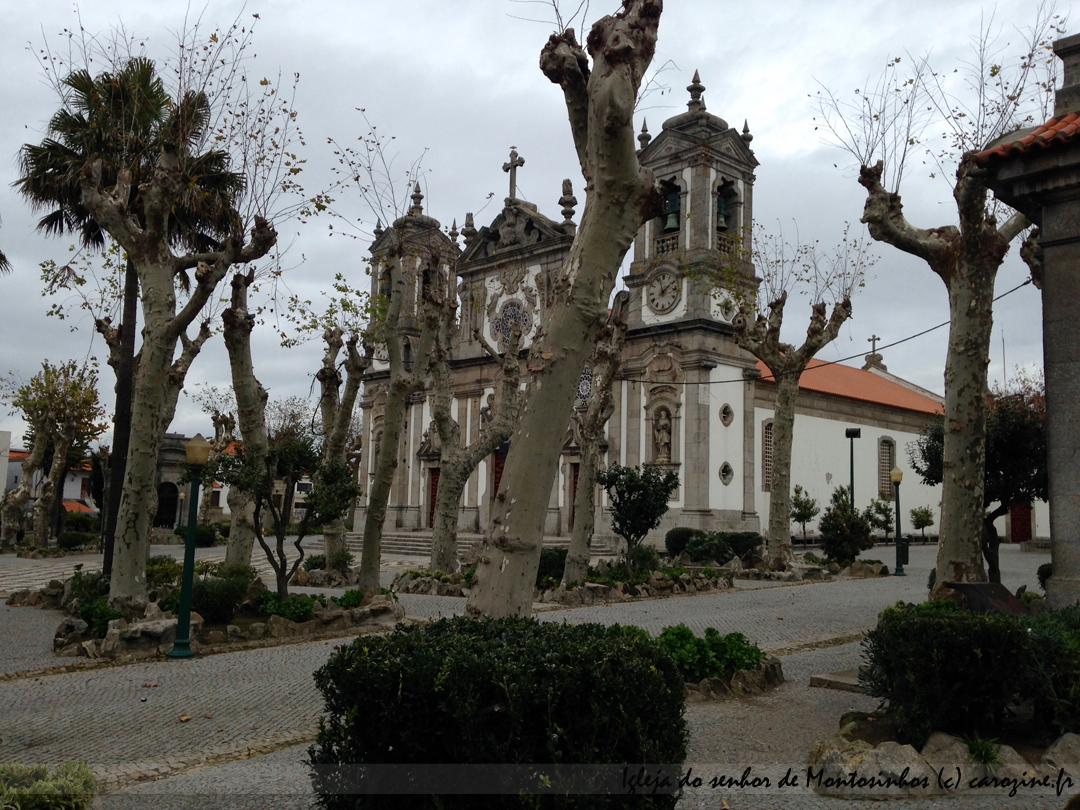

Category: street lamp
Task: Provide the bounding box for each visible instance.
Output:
[168,433,211,659]
[890,466,906,577]
[845,428,861,510]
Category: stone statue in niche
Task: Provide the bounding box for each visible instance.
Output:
[654,407,672,463]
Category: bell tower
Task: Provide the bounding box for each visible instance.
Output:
[626,71,759,328]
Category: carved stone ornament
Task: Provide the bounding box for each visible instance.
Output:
[719,462,734,485]
[719,403,734,427]
[576,366,594,403]
[492,299,533,351]
[653,406,673,464]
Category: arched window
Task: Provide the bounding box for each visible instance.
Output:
[762,420,774,492]
[878,438,896,498]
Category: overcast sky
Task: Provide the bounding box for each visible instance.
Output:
[0,0,1065,449]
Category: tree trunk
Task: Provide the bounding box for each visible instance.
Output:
[103,256,138,577]
[1,425,47,545]
[316,329,370,564]
[766,374,799,569]
[222,269,269,568]
[465,3,661,619]
[562,300,628,587]
[428,317,521,574]
[981,514,1003,584]
[857,159,1024,595]
[358,252,436,596]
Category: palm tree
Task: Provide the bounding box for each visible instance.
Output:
[15,57,243,574]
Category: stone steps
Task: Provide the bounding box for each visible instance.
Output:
[345,532,619,559]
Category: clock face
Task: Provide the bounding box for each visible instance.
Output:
[646,271,680,314]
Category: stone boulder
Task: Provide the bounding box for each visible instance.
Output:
[807,734,941,798]
[1043,732,1080,781]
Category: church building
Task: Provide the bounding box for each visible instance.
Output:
[353,74,950,547]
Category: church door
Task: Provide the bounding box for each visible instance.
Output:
[428,468,440,529]
[154,482,179,528]
[1009,503,1033,543]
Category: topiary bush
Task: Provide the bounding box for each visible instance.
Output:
[860,602,1039,745]
[535,547,569,588]
[192,576,249,625]
[683,533,734,565]
[1038,562,1053,592]
[656,624,764,683]
[0,762,95,810]
[57,531,96,551]
[817,488,874,566]
[664,527,699,557]
[309,617,687,809]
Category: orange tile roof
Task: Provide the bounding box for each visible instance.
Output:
[755,359,944,416]
[9,450,29,461]
[62,500,97,514]
[974,113,1080,162]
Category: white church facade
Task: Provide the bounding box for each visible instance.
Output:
[352,76,954,547]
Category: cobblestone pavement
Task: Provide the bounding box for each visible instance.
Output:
[0,542,1057,809]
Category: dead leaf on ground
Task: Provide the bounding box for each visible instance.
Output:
[203,714,213,719]
[178,714,192,723]
[142,683,159,688]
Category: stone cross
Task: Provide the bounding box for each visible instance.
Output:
[503,147,525,200]
[868,334,881,354]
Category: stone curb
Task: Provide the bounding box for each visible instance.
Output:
[92,726,320,794]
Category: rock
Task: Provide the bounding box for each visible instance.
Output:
[307,569,329,588]
[227,625,243,638]
[60,578,75,609]
[760,658,784,686]
[57,643,81,657]
[247,622,267,639]
[838,566,853,577]
[266,615,295,638]
[204,630,227,644]
[827,563,841,573]
[295,569,309,586]
[807,737,941,798]
[1043,733,1080,781]
[80,639,101,658]
[143,602,166,622]
[920,732,971,771]
[395,573,413,591]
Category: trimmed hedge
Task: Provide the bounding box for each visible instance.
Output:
[683,533,734,565]
[0,762,95,810]
[656,624,764,682]
[309,617,687,809]
[664,527,699,557]
[57,531,96,550]
[173,524,217,547]
[861,601,1080,744]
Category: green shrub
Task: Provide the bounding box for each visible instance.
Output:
[327,548,354,573]
[535,547,568,588]
[146,556,183,588]
[818,488,874,566]
[1025,605,1080,735]
[56,531,96,551]
[860,602,1037,744]
[336,589,365,610]
[700,567,718,579]
[70,565,109,605]
[192,576,249,625]
[216,520,232,539]
[0,761,95,810]
[463,567,476,589]
[173,524,216,546]
[304,554,327,571]
[723,532,765,560]
[683,533,734,565]
[1038,562,1053,592]
[664,527,700,557]
[77,597,122,638]
[656,624,764,682]
[214,563,258,584]
[632,543,660,574]
[257,591,318,623]
[64,514,99,533]
[309,616,687,809]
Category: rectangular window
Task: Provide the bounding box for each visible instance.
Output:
[762,421,773,492]
[878,439,896,499]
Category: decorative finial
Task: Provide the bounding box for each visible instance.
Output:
[687,70,705,112]
[462,212,477,246]
[449,219,459,245]
[558,178,578,231]
[373,218,384,238]
[741,120,753,145]
[409,182,424,216]
[503,146,525,202]
[638,119,652,150]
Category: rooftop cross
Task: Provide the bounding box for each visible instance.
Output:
[503,147,525,201]
[868,334,881,354]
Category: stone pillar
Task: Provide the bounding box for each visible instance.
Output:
[981,32,1080,607]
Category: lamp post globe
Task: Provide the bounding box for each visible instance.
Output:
[890,466,905,576]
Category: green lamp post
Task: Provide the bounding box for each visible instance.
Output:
[845,428,861,510]
[168,433,211,659]
[890,466,906,577]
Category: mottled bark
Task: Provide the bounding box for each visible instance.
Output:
[80,148,277,604]
[316,328,371,563]
[735,292,852,570]
[358,251,437,596]
[859,158,1025,593]
[562,294,629,587]
[222,269,270,567]
[466,1,661,618]
[102,256,138,577]
[428,320,522,574]
[1,420,48,544]
[31,436,71,547]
